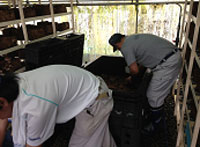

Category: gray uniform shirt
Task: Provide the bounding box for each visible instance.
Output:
[120,34,177,68]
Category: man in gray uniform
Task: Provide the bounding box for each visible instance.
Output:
[109,33,182,133]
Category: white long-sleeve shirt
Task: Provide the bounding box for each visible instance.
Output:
[12,65,100,147]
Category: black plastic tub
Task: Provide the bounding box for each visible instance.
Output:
[84,55,152,147]
[25,33,84,70]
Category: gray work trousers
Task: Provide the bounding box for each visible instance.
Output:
[147,51,182,108]
[69,77,116,147]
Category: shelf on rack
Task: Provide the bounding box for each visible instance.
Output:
[0,44,25,56]
[0,19,21,27]
[0,12,72,27]
[26,28,73,44]
[24,12,72,22]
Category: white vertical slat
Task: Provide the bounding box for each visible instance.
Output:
[18,0,29,44]
[12,0,16,7]
[70,0,75,33]
[8,0,11,6]
[49,0,57,37]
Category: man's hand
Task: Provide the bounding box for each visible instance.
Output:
[129,62,139,74]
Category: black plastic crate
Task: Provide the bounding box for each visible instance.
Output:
[109,116,122,146]
[25,33,84,70]
[84,56,152,147]
[109,90,143,147]
[121,128,141,147]
[25,38,66,70]
[60,33,84,67]
[85,56,127,76]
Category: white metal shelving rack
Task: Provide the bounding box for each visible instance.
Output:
[0,0,75,73]
[175,0,200,146]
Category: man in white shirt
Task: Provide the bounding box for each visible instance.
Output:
[0,65,116,147]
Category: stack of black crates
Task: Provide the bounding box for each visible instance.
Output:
[85,56,152,147]
[25,33,84,70]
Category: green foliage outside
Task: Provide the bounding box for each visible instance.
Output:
[73,4,181,63]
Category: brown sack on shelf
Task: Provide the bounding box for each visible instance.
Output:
[16,27,24,40]
[0,6,9,10]
[0,10,7,22]
[45,24,53,35]
[3,27,18,37]
[37,21,50,26]
[53,4,67,14]
[37,21,53,35]
[13,8,20,19]
[27,25,46,40]
[23,6,36,18]
[56,22,69,31]
[34,5,50,16]
[6,8,16,21]
[3,27,24,40]
[0,9,10,22]
[0,36,17,50]
[0,7,16,21]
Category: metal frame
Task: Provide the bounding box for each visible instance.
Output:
[175,0,200,146]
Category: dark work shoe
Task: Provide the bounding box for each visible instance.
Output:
[142,106,165,135]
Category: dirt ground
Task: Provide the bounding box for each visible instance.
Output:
[141,95,177,147]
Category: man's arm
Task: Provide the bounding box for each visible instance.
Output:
[0,119,8,147]
[129,62,139,74]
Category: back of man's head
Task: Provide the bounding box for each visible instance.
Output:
[109,33,125,52]
[0,73,19,106]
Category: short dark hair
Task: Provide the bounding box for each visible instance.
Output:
[0,73,19,103]
[109,33,125,52]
